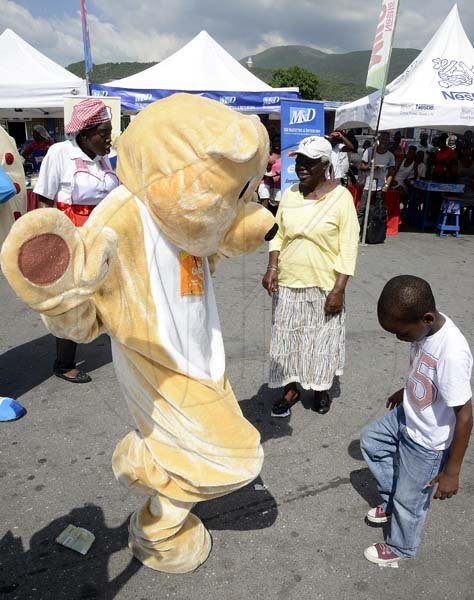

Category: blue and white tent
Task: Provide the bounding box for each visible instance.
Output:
[91,30,299,113]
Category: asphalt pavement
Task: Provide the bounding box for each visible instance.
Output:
[1,228,473,600]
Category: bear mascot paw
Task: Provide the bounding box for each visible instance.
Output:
[1,93,277,573]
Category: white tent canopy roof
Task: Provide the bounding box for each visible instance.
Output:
[335,5,474,132]
[107,30,297,93]
[0,28,86,118]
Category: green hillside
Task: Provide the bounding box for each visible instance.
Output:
[66,46,420,102]
[245,66,373,101]
[67,60,157,83]
[247,46,419,85]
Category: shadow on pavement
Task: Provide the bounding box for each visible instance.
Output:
[0,504,140,600]
[239,379,342,436]
[347,438,364,461]
[349,467,381,509]
[0,334,112,398]
[0,489,278,599]
[197,476,277,532]
[239,384,293,443]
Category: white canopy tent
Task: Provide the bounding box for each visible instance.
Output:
[91,30,299,113]
[0,29,86,119]
[335,5,474,133]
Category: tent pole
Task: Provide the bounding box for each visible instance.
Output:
[360,93,385,245]
[360,0,400,245]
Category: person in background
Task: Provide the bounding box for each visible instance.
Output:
[34,98,119,383]
[432,133,457,181]
[392,145,417,208]
[413,150,427,181]
[22,125,54,172]
[457,146,474,192]
[266,137,281,216]
[404,151,427,216]
[457,130,474,156]
[258,136,279,210]
[361,276,472,566]
[329,130,354,184]
[357,132,396,228]
[389,131,405,169]
[262,136,359,417]
[447,134,457,152]
[357,140,372,186]
[346,131,360,184]
[416,132,434,165]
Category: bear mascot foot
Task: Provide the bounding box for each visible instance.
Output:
[129,496,212,574]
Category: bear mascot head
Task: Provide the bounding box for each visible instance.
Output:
[117,93,277,258]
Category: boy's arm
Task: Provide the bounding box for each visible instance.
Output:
[386,388,404,410]
[429,399,473,499]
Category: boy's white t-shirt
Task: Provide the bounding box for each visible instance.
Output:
[404,315,473,451]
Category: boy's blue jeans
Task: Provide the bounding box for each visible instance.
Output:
[360,405,449,558]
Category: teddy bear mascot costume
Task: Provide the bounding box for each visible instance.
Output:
[1,93,277,572]
[0,125,26,246]
[0,125,28,421]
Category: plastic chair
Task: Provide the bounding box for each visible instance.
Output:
[436,197,461,237]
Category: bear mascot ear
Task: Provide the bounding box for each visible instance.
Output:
[205,115,262,163]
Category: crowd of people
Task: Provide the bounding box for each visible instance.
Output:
[256,127,474,223]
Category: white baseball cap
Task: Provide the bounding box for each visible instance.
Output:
[288,136,332,161]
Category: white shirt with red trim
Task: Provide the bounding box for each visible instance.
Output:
[404,314,472,450]
[34,139,114,205]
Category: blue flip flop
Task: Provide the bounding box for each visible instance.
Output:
[0,397,26,422]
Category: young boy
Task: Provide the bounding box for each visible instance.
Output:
[360,275,473,565]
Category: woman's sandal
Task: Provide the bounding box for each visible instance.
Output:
[53,369,92,384]
[313,391,332,414]
[271,390,300,418]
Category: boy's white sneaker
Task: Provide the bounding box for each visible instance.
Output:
[364,542,401,565]
[367,505,390,524]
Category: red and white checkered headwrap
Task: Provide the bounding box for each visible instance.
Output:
[65,98,111,135]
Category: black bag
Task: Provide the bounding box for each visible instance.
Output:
[365,201,387,244]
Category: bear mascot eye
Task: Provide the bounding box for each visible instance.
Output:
[238,179,252,199]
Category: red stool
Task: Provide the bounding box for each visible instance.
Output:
[384,190,401,235]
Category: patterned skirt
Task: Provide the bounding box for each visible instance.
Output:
[269,286,345,391]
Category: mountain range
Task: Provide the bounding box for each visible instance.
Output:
[66,46,420,101]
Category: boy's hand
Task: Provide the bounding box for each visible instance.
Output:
[386,388,404,410]
[429,471,459,499]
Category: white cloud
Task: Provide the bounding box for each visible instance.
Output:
[0,0,473,68]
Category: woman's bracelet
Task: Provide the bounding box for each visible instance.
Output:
[266,265,278,272]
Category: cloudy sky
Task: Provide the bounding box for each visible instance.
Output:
[1,0,473,66]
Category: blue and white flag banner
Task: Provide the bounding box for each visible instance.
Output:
[90,85,300,113]
[80,0,93,75]
[280,99,325,192]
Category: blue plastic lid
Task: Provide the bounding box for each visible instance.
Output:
[0,397,26,422]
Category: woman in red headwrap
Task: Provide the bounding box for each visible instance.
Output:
[34,98,119,383]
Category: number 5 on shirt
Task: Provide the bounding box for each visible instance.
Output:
[407,350,438,410]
